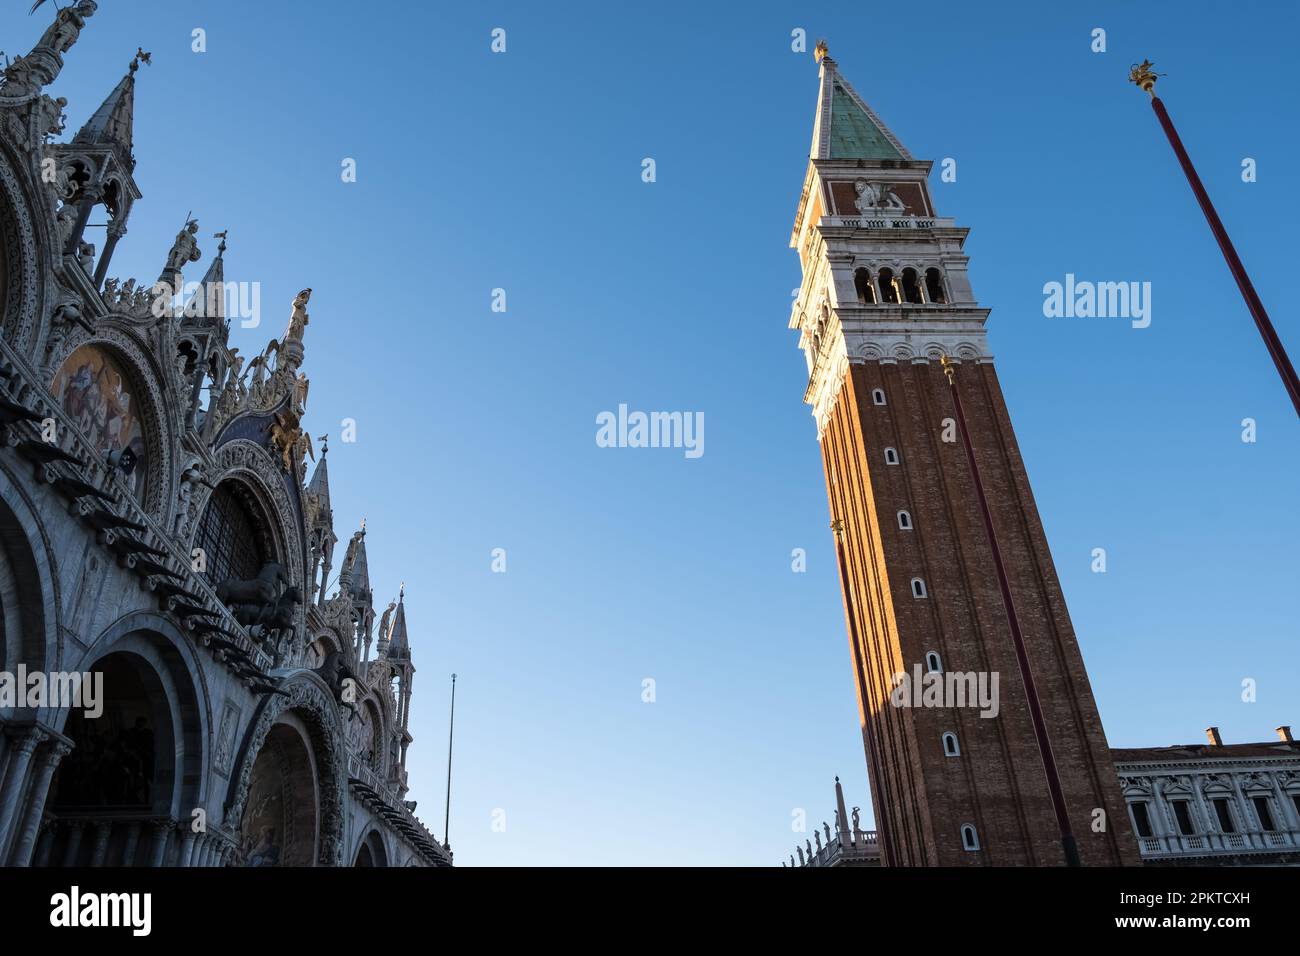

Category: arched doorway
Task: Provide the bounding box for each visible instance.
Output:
[0,487,49,673]
[353,829,388,867]
[40,633,202,867]
[227,677,345,866]
[238,715,319,867]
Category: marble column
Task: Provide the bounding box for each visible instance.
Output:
[120,821,142,866]
[148,819,173,867]
[0,728,43,853]
[60,820,85,866]
[180,829,197,867]
[8,741,70,866]
[33,823,55,867]
[89,821,112,866]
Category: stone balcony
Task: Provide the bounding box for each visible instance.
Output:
[787,829,882,868]
[1137,827,1300,862]
[818,214,957,231]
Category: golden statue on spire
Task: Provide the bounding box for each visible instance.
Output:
[814,39,829,63]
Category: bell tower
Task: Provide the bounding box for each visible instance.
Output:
[790,45,1139,866]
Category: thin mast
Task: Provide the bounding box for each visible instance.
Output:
[443,673,456,849]
[1130,60,1300,419]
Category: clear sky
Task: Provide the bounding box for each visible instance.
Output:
[11,0,1298,866]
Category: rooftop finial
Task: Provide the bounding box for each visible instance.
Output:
[814,39,829,64]
[398,581,406,601]
[1128,58,1160,97]
[130,46,152,74]
[213,229,228,256]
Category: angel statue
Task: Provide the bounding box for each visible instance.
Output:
[292,372,309,413]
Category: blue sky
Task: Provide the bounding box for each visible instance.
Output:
[13,0,1299,866]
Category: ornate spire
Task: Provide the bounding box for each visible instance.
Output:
[183,231,226,324]
[807,45,910,162]
[73,47,147,171]
[386,584,411,660]
[307,435,331,514]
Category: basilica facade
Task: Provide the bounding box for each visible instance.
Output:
[0,2,449,867]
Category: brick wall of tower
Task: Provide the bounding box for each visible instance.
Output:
[821,358,1140,866]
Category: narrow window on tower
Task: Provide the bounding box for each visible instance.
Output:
[1253,797,1277,831]
[942,732,959,756]
[911,577,927,599]
[872,388,887,406]
[884,447,900,465]
[854,268,877,305]
[1172,800,1196,836]
[925,651,942,673]
[1130,802,1153,839]
[1212,798,1236,834]
[1292,793,1300,823]
[897,510,912,530]
[925,267,947,304]
[961,824,979,851]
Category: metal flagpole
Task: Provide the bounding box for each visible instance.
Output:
[941,357,1081,867]
[443,673,456,850]
[1130,60,1300,419]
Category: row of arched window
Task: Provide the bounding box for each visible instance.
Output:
[854,266,947,306]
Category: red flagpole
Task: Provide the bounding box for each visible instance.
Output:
[1131,61,1300,419]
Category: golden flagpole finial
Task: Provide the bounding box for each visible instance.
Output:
[830,517,845,537]
[940,354,957,384]
[814,39,830,64]
[1128,59,1161,97]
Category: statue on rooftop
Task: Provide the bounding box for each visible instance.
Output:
[283,288,311,346]
[163,217,202,276]
[35,0,98,56]
[377,600,396,644]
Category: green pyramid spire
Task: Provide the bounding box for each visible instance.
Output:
[828,81,903,160]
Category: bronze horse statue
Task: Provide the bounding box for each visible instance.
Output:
[215,562,289,607]
[231,585,303,666]
[315,650,361,721]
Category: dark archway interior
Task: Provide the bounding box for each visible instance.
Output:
[354,830,387,867]
[41,649,180,866]
[51,656,157,811]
